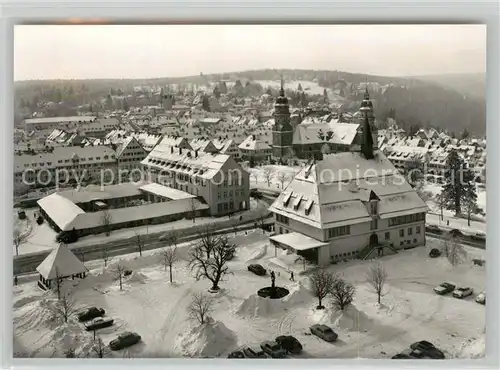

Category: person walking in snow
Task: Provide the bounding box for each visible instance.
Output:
[447,220,450,226]
[290,271,294,281]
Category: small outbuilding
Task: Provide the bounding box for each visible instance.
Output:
[36,243,88,290]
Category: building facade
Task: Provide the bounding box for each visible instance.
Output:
[141,136,250,216]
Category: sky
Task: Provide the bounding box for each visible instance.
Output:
[14,24,486,81]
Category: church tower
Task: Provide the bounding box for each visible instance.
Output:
[272,77,293,160]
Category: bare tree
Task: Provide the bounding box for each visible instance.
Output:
[251,172,258,184]
[257,208,268,234]
[111,261,127,290]
[309,269,337,309]
[13,227,29,256]
[91,337,109,358]
[464,197,478,227]
[365,262,388,305]
[134,232,144,257]
[54,267,65,300]
[189,235,235,291]
[435,193,446,221]
[188,292,214,325]
[161,247,178,283]
[276,172,290,189]
[443,237,467,266]
[331,278,356,311]
[262,167,275,187]
[196,223,223,259]
[100,210,113,236]
[52,293,76,323]
[102,247,110,268]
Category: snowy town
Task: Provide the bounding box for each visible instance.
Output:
[12,26,487,360]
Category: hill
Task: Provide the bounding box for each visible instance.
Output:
[14,69,486,136]
[411,73,485,99]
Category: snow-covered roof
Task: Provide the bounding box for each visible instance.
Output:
[292,122,359,146]
[270,232,328,251]
[25,116,96,125]
[36,243,88,280]
[37,193,85,231]
[142,137,232,180]
[57,183,143,204]
[139,183,196,200]
[238,135,271,151]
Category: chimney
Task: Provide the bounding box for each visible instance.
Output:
[179,147,183,155]
[170,146,173,154]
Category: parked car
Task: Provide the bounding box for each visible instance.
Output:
[433,282,456,295]
[392,348,426,359]
[109,332,142,351]
[409,341,445,359]
[77,307,105,322]
[471,232,486,242]
[84,317,114,331]
[310,324,338,342]
[429,248,442,258]
[449,229,463,237]
[275,335,303,354]
[260,341,287,358]
[250,189,263,199]
[248,264,267,276]
[475,292,486,305]
[242,347,267,358]
[453,287,474,299]
[425,225,442,234]
[227,351,245,358]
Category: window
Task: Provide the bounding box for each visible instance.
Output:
[224,191,227,198]
[279,227,283,234]
[328,225,350,238]
[416,226,421,234]
[218,204,222,212]
[218,192,221,199]
[370,201,378,215]
[388,212,425,227]
[385,232,390,240]
[408,227,413,236]
[399,229,404,237]
[370,219,378,230]
[276,214,289,225]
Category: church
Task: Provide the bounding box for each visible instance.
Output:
[269,86,428,266]
[271,83,379,161]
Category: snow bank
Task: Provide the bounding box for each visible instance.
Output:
[127,271,148,284]
[283,281,313,306]
[34,321,95,358]
[458,337,485,359]
[175,319,237,358]
[245,244,268,262]
[14,299,60,333]
[312,305,372,332]
[235,294,286,318]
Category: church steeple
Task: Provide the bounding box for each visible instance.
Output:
[361,115,374,159]
[272,74,293,162]
[279,74,285,97]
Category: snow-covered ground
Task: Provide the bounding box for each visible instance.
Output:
[247,165,302,192]
[13,198,265,256]
[424,183,486,234]
[13,232,485,359]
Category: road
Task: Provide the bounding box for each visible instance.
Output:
[13,216,274,276]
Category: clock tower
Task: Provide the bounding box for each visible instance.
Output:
[272,78,293,161]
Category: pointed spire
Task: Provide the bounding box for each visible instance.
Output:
[364,76,370,100]
[279,73,285,97]
[361,115,374,159]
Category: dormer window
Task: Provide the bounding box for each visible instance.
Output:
[370,201,378,215]
[282,191,292,207]
[304,199,314,215]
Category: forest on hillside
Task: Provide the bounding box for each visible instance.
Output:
[14,69,486,136]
